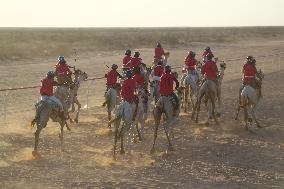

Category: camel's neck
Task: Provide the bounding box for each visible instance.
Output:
[219,68,225,82]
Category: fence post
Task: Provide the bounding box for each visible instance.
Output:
[85,80,95,110]
[85,81,90,110]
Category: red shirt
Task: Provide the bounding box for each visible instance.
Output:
[132,73,145,87]
[105,69,119,85]
[184,56,197,71]
[202,50,213,57]
[201,60,218,79]
[55,64,69,76]
[120,78,136,101]
[153,65,164,77]
[129,57,142,69]
[123,55,132,65]
[160,73,175,95]
[154,47,165,59]
[242,63,257,82]
[40,77,54,96]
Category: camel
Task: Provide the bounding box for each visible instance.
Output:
[235,69,264,130]
[68,69,88,123]
[31,84,71,156]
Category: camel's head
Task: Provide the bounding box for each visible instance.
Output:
[257,69,264,81]
[164,52,170,58]
[196,61,202,69]
[74,69,88,81]
[172,71,178,80]
[219,62,226,70]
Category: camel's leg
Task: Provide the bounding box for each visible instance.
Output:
[195,93,205,123]
[70,103,75,113]
[113,121,119,159]
[120,134,125,155]
[184,88,189,113]
[151,108,161,154]
[209,94,218,125]
[135,123,142,141]
[251,106,261,128]
[120,122,126,154]
[216,87,222,117]
[191,99,197,120]
[243,104,249,131]
[59,123,65,151]
[163,120,174,151]
[108,110,111,121]
[33,126,43,156]
[235,105,241,120]
[74,98,81,123]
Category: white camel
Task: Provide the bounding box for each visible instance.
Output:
[31,84,71,156]
[182,70,199,113]
[110,100,137,159]
[150,94,180,153]
[104,83,121,126]
[207,61,226,117]
[235,70,264,130]
[68,69,88,123]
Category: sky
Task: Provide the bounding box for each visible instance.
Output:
[0,0,283,27]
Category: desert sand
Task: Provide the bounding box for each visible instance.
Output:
[0,28,284,188]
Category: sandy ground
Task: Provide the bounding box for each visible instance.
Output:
[0,41,284,188]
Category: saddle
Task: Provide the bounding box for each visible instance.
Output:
[243,79,261,90]
[201,78,218,86]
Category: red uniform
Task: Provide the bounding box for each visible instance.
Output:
[184,56,197,71]
[154,47,165,59]
[160,73,176,95]
[55,64,69,76]
[202,50,213,58]
[40,77,54,96]
[123,55,132,65]
[242,63,257,82]
[105,70,119,85]
[129,57,142,69]
[201,60,218,80]
[132,73,145,87]
[153,65,164,77]
[120,78,136,102]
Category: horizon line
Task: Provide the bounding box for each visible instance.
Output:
[0,25,283,29]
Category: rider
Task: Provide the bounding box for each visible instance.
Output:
[154,42,165,62]
[160,65,180,111]
[102,64,122,106]
[201,54,218,81]
[128,51,143,69]
[120,70,136,103]
[202,47,214,62]
[201,53,220,99]
[239,56,261,102]
[39,71,65,120]
[55,56,73,85]
[132,67,145,89]
[184,51,197,74]
[122,49,132,70]
[152,60,164,82]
